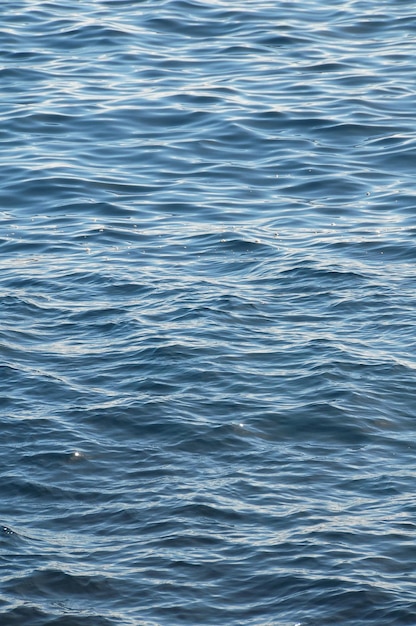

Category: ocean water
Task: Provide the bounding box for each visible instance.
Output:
[1,0,415,624]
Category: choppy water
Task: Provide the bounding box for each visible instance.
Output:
[1,1,416,624]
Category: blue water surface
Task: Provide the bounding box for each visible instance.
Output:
[1,1,416,624]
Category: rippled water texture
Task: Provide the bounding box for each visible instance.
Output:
[1,1,416,624]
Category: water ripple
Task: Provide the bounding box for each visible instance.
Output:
[1,0,416,625]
